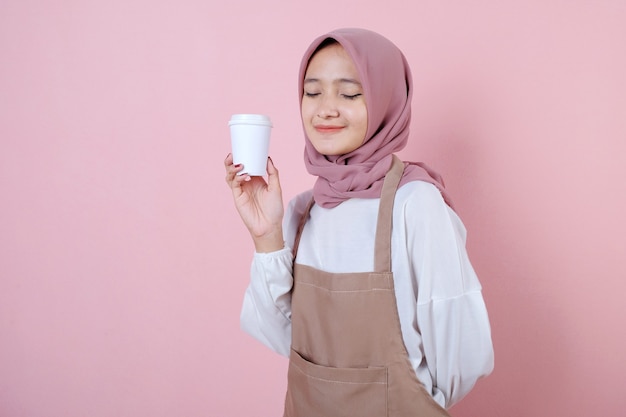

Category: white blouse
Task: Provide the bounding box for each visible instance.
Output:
[240,180,494,408]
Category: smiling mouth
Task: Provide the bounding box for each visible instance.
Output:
[315,126,344,134]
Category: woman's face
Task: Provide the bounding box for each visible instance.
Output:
[301,43,368,156]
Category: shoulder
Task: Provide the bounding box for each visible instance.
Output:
[394,180,467,239]
[395,180,449,214]
[283,190,314,248]
[286,189,314,218]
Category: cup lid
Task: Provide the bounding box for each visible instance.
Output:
[228,114,273,127]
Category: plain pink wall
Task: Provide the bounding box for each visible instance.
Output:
[1,1,625,416]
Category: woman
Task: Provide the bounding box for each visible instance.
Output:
[225,28,493,416]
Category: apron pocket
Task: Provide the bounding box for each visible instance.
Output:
[285,349,388,417]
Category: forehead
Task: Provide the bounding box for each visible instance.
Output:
[304,43,360,79]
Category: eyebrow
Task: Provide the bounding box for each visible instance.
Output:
[304,78,362,86]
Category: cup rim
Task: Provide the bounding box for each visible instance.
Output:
[229,114,272,127]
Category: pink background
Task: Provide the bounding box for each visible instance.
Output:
[1,1,625,416]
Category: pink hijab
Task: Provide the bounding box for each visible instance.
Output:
[298,28,453,209]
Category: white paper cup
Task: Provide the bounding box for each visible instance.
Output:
[229,114,272,176]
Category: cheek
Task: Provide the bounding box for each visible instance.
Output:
[301,101,314,121]
[301,104,315,135]
[356,106,368,133]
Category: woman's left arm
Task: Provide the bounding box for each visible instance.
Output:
[404,184,494,408]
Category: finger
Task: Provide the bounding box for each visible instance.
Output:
[266,157,281,190]
[228,170,251,200]
[266,156,276,174]
[234,172,252,184]
[224,154,237,181]
[225,164,245,186]
[224,154,244,175]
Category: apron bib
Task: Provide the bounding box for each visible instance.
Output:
[284,155,450,417]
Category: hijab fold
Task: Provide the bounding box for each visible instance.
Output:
[298,28,454,209]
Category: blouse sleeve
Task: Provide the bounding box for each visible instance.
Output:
[239,191,313,357]
[240,248,293,357]
[403,183,494,408]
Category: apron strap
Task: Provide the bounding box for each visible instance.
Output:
[292,197,315,258]
[374,155,404,273]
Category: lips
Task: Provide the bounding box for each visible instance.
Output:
[314,125,344,134]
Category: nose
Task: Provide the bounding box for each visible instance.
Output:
[317,95,339,118]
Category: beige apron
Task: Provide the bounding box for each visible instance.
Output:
[284,155,450,417]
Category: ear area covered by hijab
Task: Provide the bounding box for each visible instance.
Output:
[299,28,454,210]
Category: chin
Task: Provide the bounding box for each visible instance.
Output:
[313,147,337,156]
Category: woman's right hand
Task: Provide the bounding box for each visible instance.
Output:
[224,153,285,253]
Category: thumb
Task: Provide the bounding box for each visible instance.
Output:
[266,157,281,189]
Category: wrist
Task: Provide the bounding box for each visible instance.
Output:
[253,228,284,253]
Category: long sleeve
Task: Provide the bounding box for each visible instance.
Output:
[240,248,293,357]
[239,191,313,357]
[398,182,494,408]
